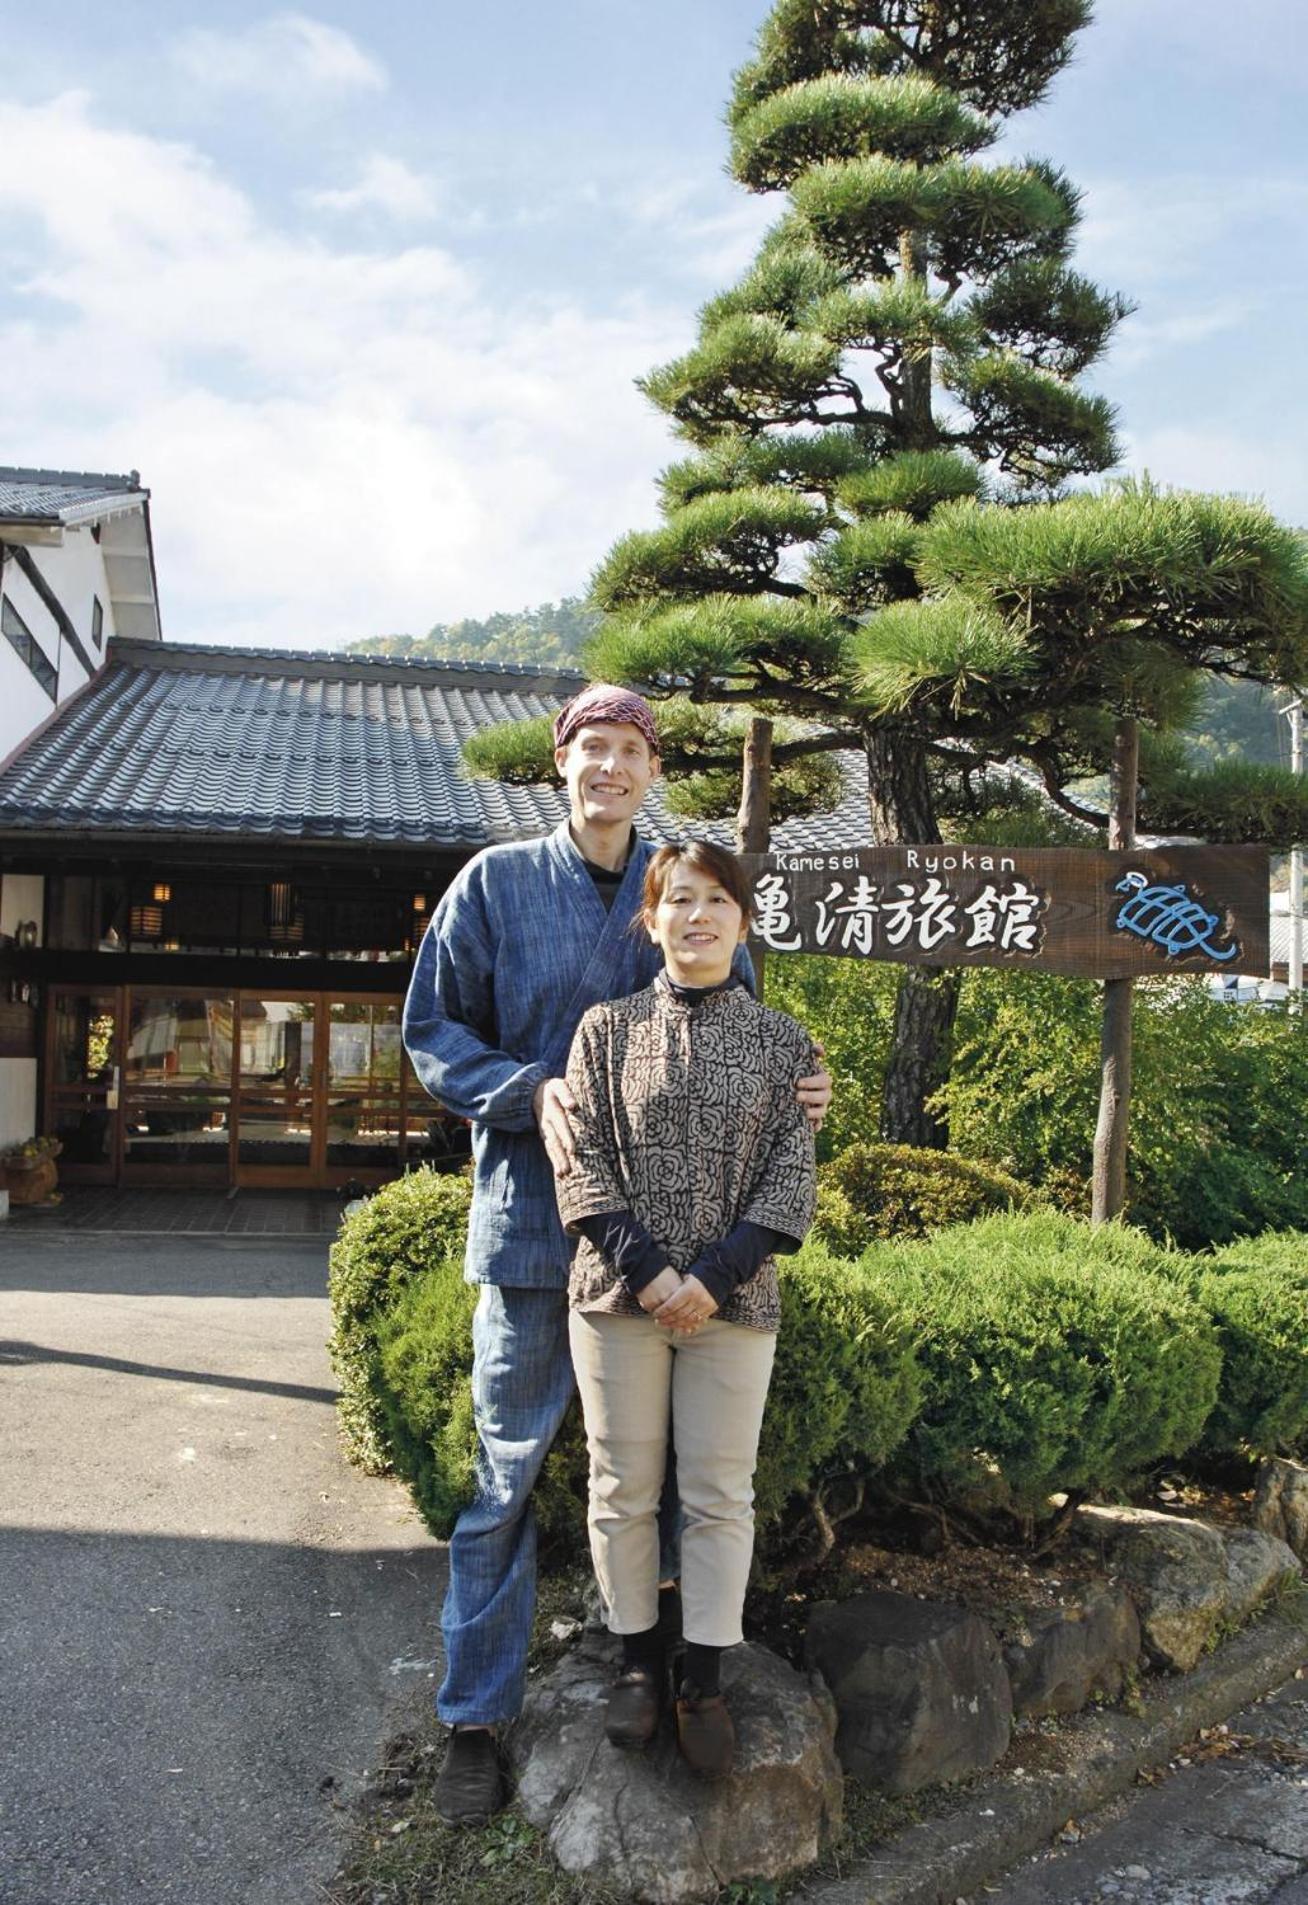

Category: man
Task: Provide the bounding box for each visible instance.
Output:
[403,683,831,1823]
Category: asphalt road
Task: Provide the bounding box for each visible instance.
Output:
[964,1671,1308,1905]
[0,1231,448,1905]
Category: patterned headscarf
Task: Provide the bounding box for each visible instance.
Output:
[552,683,659,756]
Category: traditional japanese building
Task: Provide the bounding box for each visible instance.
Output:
[0,635,874,1189]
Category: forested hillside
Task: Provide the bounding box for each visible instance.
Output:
[349,598,597,671]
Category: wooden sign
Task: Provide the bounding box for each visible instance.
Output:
[742,845,1269,980]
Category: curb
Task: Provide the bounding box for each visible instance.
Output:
[799,1595,1308,1905]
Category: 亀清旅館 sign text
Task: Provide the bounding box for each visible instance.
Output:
[741,845,1269,980]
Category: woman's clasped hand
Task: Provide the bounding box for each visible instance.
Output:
[637,1268,719,1332]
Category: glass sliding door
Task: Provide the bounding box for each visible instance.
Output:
[121,992,234,1183]
[234,996,317,1179]
[324,1000,403,1176]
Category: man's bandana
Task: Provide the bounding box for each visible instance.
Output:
[552,684,659,756]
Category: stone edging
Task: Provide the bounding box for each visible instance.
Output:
[798,1597,1308,1905]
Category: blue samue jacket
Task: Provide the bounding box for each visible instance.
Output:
[403,820,753,1290]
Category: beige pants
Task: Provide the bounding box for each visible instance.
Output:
[568,1311,777,1648]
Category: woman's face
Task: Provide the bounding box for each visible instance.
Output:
[647,859,749,986]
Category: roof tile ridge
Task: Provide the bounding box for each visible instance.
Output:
[0,465,141,490]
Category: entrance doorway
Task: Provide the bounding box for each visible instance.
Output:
[47,986,462,1189]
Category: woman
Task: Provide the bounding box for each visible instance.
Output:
[555,838,817,1778]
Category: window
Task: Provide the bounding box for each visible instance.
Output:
[91,596,104,648]
[2,594,56,698]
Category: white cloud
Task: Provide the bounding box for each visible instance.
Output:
[1108,298,1254,372]
[0,92,687,647]
[170,13,386,100]
[620,175,777,282]
[1119,427,1308,527]
[1075,175,1308,289]
[307,154,440,223]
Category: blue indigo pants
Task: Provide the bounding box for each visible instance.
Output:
[437,1285,681,1727]
[437,1287,574,1726]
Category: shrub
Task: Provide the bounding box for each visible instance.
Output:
[1193,1231,1308,1459]
[757,1242,923,1541]
[327,1169,472,1472]
[354,1233,924,1557]
[814,1141,1034,1252]
[764,953,900,1160]
[861,1210,1221,1527]
[939,973,1308,1249]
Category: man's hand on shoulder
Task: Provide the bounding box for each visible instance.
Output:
[796,1037,832,1132]
[534,1077,578,1175]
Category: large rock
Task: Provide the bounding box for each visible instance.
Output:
[508,1634,842,1905]
[1075,1505,1228,1672]
[1223,1525,1301,1623]
[1253,1455,1308,1562]
[804,1589,1011,1793]
[1002,1583,1141,1718]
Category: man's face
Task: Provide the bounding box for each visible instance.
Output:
[554,721,658,829]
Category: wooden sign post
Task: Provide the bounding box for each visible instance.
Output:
[1091,717,1139,1222]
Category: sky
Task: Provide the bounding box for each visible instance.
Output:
[1,1,1305,652]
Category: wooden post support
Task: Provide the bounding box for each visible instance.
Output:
[1091,716,1140,1223]
[737,717,773,995]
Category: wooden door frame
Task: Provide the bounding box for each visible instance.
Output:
[44,981,127,1185]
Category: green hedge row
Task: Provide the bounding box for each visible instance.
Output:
[329,1173,1308,1553]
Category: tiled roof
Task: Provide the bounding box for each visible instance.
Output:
[0,466,145,523]
[0,639,874,852]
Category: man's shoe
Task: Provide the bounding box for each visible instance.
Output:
[674,1684,735,1779]
[434,1727,505,1825]
[605,1667,662,1748]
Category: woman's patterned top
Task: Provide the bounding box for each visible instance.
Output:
[556,973,818,1332]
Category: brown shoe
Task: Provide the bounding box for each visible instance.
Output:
[605,1667,661,1747]
[674,1684,735,1779]
[434,1727,505,1825]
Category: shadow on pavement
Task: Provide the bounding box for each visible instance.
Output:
[0,1339,339,1405]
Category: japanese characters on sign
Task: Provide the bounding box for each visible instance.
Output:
[742,845,1269,980]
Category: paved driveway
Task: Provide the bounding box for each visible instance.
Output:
[0,1232,448,1905]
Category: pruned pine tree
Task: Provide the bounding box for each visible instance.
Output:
[466,0,1308,1147]
[583,0,1126,1145]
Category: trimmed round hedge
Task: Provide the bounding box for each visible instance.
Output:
[1193,1230,1308,1459]
[327,1168,472,1472]
[814,1141,1035,1254]
[330,1179,1253,1555]
[367,1235,925,1554]
[857,1210,1222,1524]
[755,1241,923,1535]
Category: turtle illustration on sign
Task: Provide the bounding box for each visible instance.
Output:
[1112,870,1240,963]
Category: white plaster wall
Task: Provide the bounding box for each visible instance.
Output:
[0,1059,37,1147]
[0,873,44,942]
[0,527,116,760]
[0,648,55,762]
[42,523,119,657]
